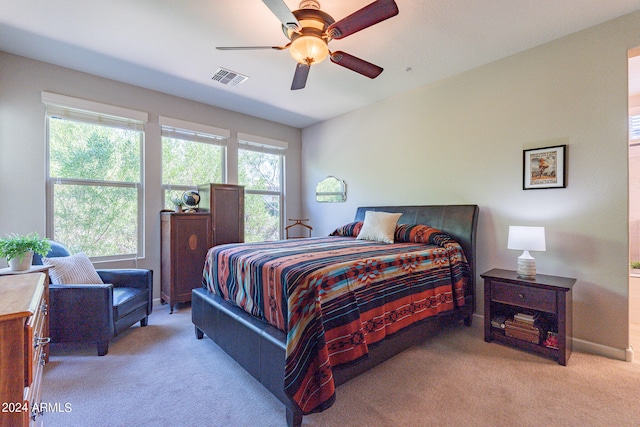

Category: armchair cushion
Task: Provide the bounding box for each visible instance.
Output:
[43,252,104,285]
[113,287,148,320]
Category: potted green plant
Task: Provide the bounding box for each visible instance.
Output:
[0,233,51,271]
[171,196,185,213]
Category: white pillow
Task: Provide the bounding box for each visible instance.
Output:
[42,252,104,285]
[356,211,402,244]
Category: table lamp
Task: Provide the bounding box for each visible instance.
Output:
[507,226,546,279]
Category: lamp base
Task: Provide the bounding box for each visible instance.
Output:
[516,254,536,279]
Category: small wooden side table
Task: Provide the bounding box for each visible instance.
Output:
[481,268,576,365]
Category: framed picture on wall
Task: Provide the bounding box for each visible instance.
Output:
[523,145,566,189]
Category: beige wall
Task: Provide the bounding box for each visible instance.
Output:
[0,52,302,299]
[302,11,640,356]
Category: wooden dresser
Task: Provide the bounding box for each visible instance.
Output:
[160,212,211,313]
[0,272,49,426]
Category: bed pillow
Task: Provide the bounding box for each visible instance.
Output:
[42,252,104,285]
[356,211,402,243]
[394,223,443,244]
[329,221,363,237]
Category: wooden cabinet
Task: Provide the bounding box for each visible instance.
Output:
[0,272,49,426]
[161,184,244,313]
[197,183,244,247]
[160,212,211,313]
[482,268,575,365]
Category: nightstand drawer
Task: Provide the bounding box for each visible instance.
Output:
[491,281,556,312]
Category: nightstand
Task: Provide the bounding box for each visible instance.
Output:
[481,268,576,365]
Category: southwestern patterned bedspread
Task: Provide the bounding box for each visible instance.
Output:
[202,225,470,414]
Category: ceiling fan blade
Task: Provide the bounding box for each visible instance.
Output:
[262,0,300,31]
[328,0,399,40]
[291,63,310,90]
[330,51,383,79]
[216,46,288,51]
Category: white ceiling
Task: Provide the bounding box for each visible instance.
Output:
[1,0,640,128]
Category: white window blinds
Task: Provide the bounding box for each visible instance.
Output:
[159,116,229,146]
[237,132,288,155]
[42,91,147,131]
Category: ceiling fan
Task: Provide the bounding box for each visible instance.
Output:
[217,0,399,90]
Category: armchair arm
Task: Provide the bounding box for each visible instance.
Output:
[49,284,115,343]
[97,269,152,290]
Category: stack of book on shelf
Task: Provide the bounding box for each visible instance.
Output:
[504,312,543,344]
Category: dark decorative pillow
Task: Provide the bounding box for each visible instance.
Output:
[329,221,363,237]
[394,223,443,244]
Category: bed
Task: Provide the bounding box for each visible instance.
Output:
[192,205,479,427]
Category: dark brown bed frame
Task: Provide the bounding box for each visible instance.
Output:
[192,205,479,427]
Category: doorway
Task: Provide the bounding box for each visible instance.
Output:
[628,47,640,360]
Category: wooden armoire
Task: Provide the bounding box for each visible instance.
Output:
[160,184,244,313]
[197,183,245,247]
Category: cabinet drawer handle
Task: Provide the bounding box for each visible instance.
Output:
[35,336,51,349]
[518,293,525,299]
[31,402,41,421]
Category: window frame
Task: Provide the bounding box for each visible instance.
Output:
[631,113,640,142]
[43,92,147,261]
[237,133,287,241]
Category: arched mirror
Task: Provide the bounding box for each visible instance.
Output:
[316,176,346,203]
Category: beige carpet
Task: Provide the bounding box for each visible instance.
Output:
[42,305,640,427]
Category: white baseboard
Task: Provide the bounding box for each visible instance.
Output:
[476,314,631,362]
[572,337,630,362]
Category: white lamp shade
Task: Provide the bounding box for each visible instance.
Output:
[507,226,546,252]
[289,35,329,65]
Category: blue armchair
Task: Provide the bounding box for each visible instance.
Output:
[34,241,153,356]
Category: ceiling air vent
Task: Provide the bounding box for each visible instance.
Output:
[212,67,248,86]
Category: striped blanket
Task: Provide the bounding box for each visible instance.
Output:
[203,233,469,414]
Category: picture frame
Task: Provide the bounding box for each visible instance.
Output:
[523,145,566,189]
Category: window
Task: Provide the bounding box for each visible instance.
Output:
[160,117,228,208]
[631,114,640,141]
[238,134,287,242]
[43,92,147,260]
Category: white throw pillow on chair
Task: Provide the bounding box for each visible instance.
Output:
[43,252,104,284]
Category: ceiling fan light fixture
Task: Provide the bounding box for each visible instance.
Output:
[289,35,328,65]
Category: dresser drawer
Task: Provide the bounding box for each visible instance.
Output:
[24,290,48,387]
[491,281,556,313]
[24,352,45,427]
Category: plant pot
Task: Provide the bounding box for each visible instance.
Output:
[8,251,34,271]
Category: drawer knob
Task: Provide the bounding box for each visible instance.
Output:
[518,293,525,299]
